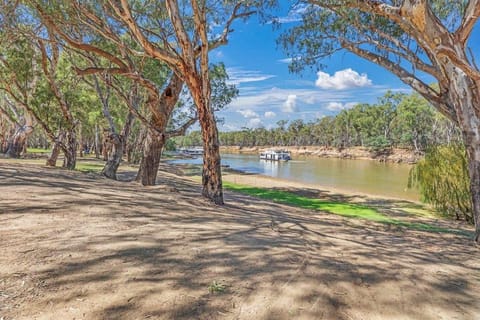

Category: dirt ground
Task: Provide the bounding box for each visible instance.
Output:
[1,160,479,320]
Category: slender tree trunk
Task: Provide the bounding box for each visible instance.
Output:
[102,133,123,179]
[6,125,33,158]
[135,128,165,185]
[200,121,223,204]
[46,142,61,167]
[196,98,223,204]
[78,123,84,158]
[102,130,110,161]
[102,113,134,180]
[46,130,65,167]
[62,129,77,170]
[94,123,100,159]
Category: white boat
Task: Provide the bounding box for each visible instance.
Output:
[259,150,291,161]
[179,147,204,156]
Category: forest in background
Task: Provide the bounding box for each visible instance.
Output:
[177,91,462,152]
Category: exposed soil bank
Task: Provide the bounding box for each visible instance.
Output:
[221,146,422,164]
[1,160,478,320]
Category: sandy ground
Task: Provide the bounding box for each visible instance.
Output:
[1,160,479,320]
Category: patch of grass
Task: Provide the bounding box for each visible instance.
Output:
[27,147,50,154]
[75,162,104,173]
[224,182,471,236]
[208,280,227,294]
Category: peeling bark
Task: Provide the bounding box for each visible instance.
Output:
[135,129,165,186]
[102,113,134,180]
[448,67,480,243]
[6,125,33,158]
[46,131,65,167]
[62,129,77,170]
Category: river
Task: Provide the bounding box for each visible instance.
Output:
[169,153,419,201]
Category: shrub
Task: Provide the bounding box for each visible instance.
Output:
[409,144,472,223]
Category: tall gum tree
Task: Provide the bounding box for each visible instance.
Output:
[33,2,223,185]
[105,0,262,204]
[281,0,480,242]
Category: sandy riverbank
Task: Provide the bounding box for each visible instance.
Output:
[221,167,416,204]
[1,160,478,320]
[221,146,422,164]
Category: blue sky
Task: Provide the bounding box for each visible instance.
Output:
[209,4,480,132]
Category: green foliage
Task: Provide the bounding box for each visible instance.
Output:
[164,139,177,151]
[409,144,472,223]
[365,136,390,151]
[214,91,460,150]
[208,280,227,294]
[224,182,468,235]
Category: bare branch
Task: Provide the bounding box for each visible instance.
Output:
[166,116,197,138]
[341,39,456,121]
[455,0,480,45]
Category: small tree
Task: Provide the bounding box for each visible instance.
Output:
[409,144,472,223]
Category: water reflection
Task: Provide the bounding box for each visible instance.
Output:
[168,153,419,201]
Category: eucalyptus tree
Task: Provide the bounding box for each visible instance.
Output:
[392,93,435,151]
[281,0,480,242]
[0,95,34,157]
[32,2,189,184]
[36,32,84,169]
[101,0,267,204]
[32,2,237,190]
[0,25,38,158]
[87,74,136,179]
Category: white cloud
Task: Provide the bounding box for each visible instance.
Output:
[248,118,263,128]
[220,123,240,131]
[326,101,358,111]
[274,3,308,23]
[264,111,276,118]
[282,94,298,113]
[227,67,276,85]
[278,58,292,64]
[277,56,302,64]
[316,68,372,90]
[237,109,259,118]
[227,87,352,111]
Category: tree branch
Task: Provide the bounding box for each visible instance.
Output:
[455,0,480,45]
[341,39,456,121]
[166,116,197,138]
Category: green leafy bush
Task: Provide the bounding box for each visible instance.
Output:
[409,144,472,223]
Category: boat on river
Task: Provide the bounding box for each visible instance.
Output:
[178,147,204,156]
[259,150,291,161]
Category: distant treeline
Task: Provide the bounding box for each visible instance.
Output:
[177,91,462,152]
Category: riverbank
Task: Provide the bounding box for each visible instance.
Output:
[1,160,478,319]
[221,146,422,164]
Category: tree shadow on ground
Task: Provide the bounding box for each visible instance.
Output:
[1,161,479,320]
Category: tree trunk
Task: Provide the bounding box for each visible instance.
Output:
[102,133,123,179]
[46,130,65,167]
[102,113,134,180]
[46,142,61,167]
[94,123,100,159]
[462,126,480,243]
[102,129,110,161]
[449,69,480,243]
[135,128,165,185]
[196,98,224,204]
[200,121,223,204]
[62,129,77,170]
[6,125,33,158]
